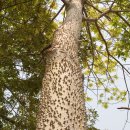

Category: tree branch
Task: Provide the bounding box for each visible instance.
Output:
[110,55,130,75]
[116,13,130,27]
[85,1,111,21]
[84,1,130,23]
[122,67,130,94]
[41,4,65,34]
[95,21,110,55]
[51,4,65,22]
[117,107,130,110]
[109,0,115,9]
[4,86,26,108]
[83,7,95,70]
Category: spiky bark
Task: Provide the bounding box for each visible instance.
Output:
[36,0,87,129]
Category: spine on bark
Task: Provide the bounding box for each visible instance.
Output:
[36,0,87,129]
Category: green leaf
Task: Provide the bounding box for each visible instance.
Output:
[102,102,108,109]
[86,97,93,102]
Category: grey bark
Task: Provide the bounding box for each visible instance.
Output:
[36,0,87,129]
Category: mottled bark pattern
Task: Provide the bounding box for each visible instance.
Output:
[36,0,87,130]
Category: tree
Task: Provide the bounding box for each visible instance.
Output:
[0,0,130,129]
[36,0,87,129]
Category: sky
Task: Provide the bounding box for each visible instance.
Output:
[95,103,130,130]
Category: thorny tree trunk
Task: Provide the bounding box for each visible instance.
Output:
[36,0,87,129]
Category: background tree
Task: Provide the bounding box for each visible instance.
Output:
[0,0,130,129]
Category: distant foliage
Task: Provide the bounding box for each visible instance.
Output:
[87,109,99,130]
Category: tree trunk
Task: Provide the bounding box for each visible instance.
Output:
[36,0,87,129]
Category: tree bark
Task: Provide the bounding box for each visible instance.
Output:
[36,0,87,129]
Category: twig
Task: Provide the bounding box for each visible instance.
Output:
[41,44,52,54]
[95,21,130,76]
[83,7,95,70]
[85,1,111,20]
[110,55,130,75]
[51,4,65,22]
[122,68,130,95]
[0,113,26,128]
[116,13,130,27]
[109,0,115,10]
[5,86,26,108]
[120,67,130,130]
[118,107,130,110]
[95,21,110,71]
[42,4,65,33]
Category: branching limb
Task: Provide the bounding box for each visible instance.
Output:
[83,1,130,24]
[84,1,111,21]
